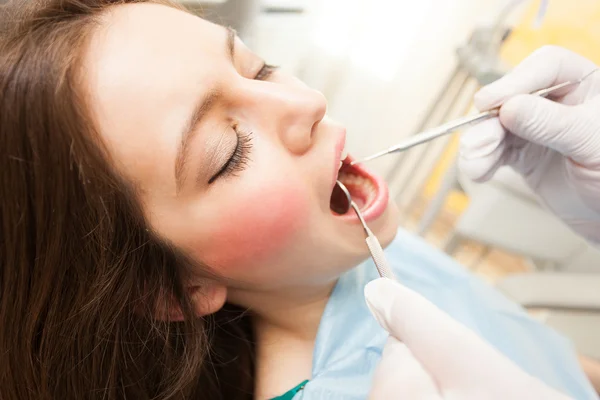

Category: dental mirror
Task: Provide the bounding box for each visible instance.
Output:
[330,180,352,215]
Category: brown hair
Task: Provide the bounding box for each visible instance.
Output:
[0,1,254,398]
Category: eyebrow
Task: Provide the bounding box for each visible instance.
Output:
[174,26,237,192]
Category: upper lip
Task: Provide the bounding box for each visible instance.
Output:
[331,128,347,191]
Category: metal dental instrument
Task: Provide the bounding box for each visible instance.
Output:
[350,68,600,166]
[332,181,396,280]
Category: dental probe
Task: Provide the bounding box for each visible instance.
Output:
[333,181,396,280]
[350,68,600,166]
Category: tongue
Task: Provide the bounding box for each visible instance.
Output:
[344,182,367,208]
[352,195,366,209]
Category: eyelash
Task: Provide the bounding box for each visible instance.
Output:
[208,126,253,184]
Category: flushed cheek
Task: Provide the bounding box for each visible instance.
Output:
[199,184,310,271]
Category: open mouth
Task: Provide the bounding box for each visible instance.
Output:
[329,155,389,222]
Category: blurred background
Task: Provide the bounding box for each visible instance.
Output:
[187,0,600,361]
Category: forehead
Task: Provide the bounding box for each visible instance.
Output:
[84,3,225,195]
[90,3,224,96]
[96,3,224,55]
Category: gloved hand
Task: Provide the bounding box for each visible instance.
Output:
[459,46,600,245]
[365,278,572,400]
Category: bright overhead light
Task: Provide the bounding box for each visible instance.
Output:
[313,0,434,81]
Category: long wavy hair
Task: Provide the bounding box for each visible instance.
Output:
[0,1,254,398]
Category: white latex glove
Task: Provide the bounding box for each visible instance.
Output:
[458,46,600,245]
[364,278,573,399]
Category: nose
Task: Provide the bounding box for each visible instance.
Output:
[238,79,327,155]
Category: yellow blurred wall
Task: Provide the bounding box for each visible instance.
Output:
[422,0,600,214]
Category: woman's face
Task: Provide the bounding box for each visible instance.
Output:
[85,3,398,299]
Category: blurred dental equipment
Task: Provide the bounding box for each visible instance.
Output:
[350,67,600,166]
[331,181,395,280]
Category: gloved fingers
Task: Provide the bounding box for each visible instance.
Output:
[458,117,507,182]
[500,94,600,165]
[365,278,532,389]
[369,336,441,400]
[474,46,597,110]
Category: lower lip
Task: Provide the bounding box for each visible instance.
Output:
[332,156,389,223]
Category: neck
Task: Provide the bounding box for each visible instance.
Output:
[237,281,336,340]
[231,281,337,399]
[259,285,334,340]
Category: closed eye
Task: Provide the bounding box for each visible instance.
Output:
[206,63,275,184]
[208,126,253,184]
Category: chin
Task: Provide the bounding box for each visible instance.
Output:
[338,201,399,270]
[373,201,400,249]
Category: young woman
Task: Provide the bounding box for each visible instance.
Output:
[0,1,596,399]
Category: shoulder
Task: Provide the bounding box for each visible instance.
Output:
[381,230,594,399]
